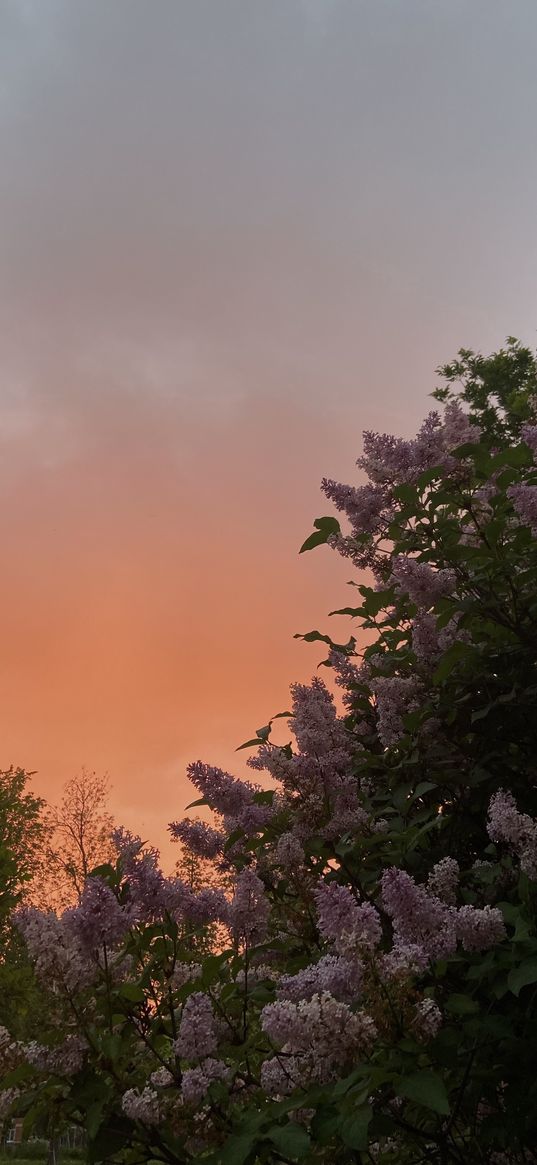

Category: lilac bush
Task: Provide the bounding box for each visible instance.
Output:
[5,339,537,1163]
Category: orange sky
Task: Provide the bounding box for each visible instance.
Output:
[1,1,537,867]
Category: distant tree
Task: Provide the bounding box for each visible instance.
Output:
[0,768,49,1039]
[38,769,115,911]
[0,768,47,924]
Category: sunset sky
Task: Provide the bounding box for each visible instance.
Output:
[1,0,537,864]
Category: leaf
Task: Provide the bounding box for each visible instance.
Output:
[339,1106,372,1150]
[267,1123,311,1159]
[300,516,340,553]
[445,993,479,1015]
[218,1132,256,1165]
[329,605,364,618]
[397,1071,450,1115]
[433,640,471,684]
[184,796,207,810]
[117,982,145,1003]
[508,957,537,996]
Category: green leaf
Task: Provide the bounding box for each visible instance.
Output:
[184,796,207,810]
[218,1132,256,1165]
[117,982,145,1003]
[433,640,471,684]
[267,1123,311,1159]
[508,957,537,996]
[300,516,340,553]
[445,993,479,1015]
[339,1106,372,1150]
[397,1071,450,1115]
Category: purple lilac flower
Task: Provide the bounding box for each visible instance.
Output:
[508,484,537,535]
[149,1067,174,1088]
[169,818,225,860]
[328,649,370,713]
[23,1035,87,1076]
[186,761,257,818]
[15,908,94,992]
[380,941,429,979]
[181,1058,230,1106]
[121,1087,161,1125]
[487,789,537,877]
[275,832,305,869]
[290,677,353,763]
[321,479,389,534]
[412,998,442,1042]
[441,400,479,451]
[521,423,537,457]
[391,556,455,609]
[174,992,218,1060]
[277,954,362,1004]
[372,676,422,749]
[261,991,377,1088]
[455,905,506,953]
[427,858,460,906]
[315,882,382,953]
[63,878,131,953]
[381,868,456,961]
[229,868,269,946]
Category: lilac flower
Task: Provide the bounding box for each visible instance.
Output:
[521,423,537,457]
[441,400,479,451]
[328,649,369,712]
[391,556,455,610]
[455,905,506,953]
[229,868,269,946]
[63,878,131,953]
[260,1055,297,1097]
[171,962,202,990]
[427,858,460,906]
[508,484,537,534]
[121,1087,161,1125]
[149,1067,174,1088]
[181,1058,230,1106]
[261,992,377,1088]
[168,818,225,860]
[23,1035,87,1076]
[183,886,230,927]
[15,908,94,992]
[315,882,382,953]
[412,998,443,1042]
[487,789,537,877]
[372,676,422,748]
[381,868,456,961]
[277,954,362,1004]
[380,941,429,979]
[174,992,217,1060]
[275,832,305,869]
[321,479,389,534]
[290,676,353,763]
[186,761,257,819]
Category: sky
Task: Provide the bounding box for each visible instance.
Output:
[1,0,537,864]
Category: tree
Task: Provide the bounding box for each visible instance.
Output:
[0,768,47,923]
[9,339,537,1163]
[37,769,115,911]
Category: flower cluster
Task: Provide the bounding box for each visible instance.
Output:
[121,1087,161,1125]
[181,1058,230,1106]
[372,675,422,748]
[391,556,455,609]
[168,818,225,860]
[261,992,377,1092]
[487,789,537,878]
[174,992,218,1061]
